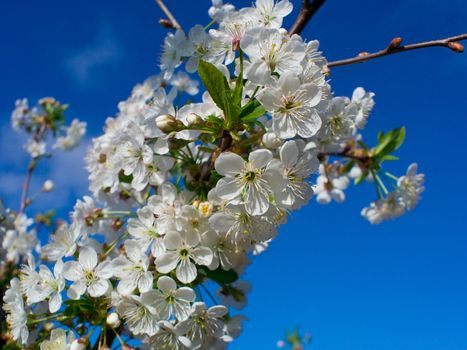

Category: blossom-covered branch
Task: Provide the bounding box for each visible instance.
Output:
[0,0,437,348]
[288,0,326,35]
[327,34,467,68]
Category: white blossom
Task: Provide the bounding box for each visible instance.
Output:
[112,239,153,295]
[147,320,192,350]
[145,276,196,321]
[258,72,323,139]
[214,149,284,215]
[39,328,75,350]
[54,119,87,150]
[156,230,213,284]
[62,247,113,299]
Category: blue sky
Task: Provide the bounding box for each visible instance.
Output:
[1,0,466,349]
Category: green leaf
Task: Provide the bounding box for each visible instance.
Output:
[354,169,369,185]
[377,130,384,143]
[374,127,406,157]
[232,71,243,111]
[199,266,239,285]
[382,154,399,161]
[198,60,244,128]
[239,99,266,122]
[198,60,231,110]
[119,172,133,184]
[342,160,356,174]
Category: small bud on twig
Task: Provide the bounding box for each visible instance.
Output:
[388,37,403,51]
[159,18,175,29]
[447,41,464,53]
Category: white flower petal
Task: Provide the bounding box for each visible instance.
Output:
[215,152,245,176]
[79,247,98,270]
[176,259,197,283]
[156,252,180,274]
[157,275,177,294]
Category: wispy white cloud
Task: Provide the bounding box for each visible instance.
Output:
[0,131,90,213]
[44,139,90,209]
[0,124,28,167]
[65,23,123,85]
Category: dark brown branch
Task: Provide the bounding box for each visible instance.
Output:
[154,0,182,30]
[200,131,233,182]
[289,0,326,36]
[328,34,467,68]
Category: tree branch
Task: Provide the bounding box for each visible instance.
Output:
[154,0,182,30]
[289,0,326,36]
[327,34,467,68]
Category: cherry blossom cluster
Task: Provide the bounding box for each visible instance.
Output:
[2,0,425,349]
[276,327,311,350]
[12,97,86,158]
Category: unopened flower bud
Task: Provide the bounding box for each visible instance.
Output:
[187,113,203,126]
[159,18,175,29]
[448,41,464,53]
[106,312,121,328]
[262,132,282,149]
[156,114,177,133]
[70,338,87,350]
[198,201,213,217]
[43,322,54,332]
[388,37,403,50]
[42,180,54,192]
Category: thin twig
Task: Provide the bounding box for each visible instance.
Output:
[19,161,35,214]
[19,123,47,214]
[289,0,326,36]
[154,0,182,30]
[328,34,467,68]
